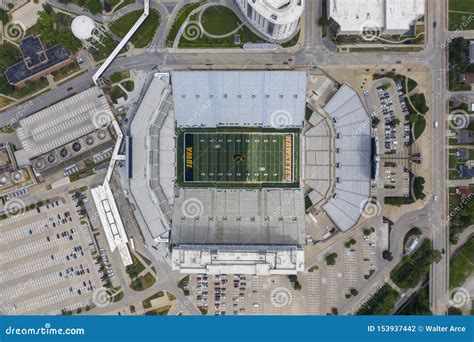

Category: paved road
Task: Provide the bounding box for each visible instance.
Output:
[426,0,450,316]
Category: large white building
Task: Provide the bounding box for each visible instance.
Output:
[236,0,304,41]
[329,0,425,36]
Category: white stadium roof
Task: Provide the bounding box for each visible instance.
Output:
[322,84,372,232]
[171,188,306,245]
[329,0,425,34]
[171,71,306,128]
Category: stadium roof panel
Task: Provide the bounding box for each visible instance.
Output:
[322,84,372,232]
[171,71,306,128]
[171,188,306,245]
[329,0,424,34]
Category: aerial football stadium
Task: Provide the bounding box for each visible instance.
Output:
[128,70,307,275]
[128,70,373,276]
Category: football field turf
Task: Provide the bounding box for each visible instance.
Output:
[178,131,299,187]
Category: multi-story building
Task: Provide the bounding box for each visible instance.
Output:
[4,36,73,87]
[236,0,304,41]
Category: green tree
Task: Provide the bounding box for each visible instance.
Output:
[34,10,82,52]
[318,16,329,27]
[325,253,338,265]
[408,113,419,123]
[85,0,103,15]
[382,250,393,261]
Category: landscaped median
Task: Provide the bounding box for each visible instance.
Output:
[126,253,156,291]
[390,239,442,289]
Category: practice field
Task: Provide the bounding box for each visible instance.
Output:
[177,131,299,187]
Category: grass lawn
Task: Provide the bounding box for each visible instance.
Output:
[11,78,49,99]
[448,2,474,31]
[145,305,171,316]
[177,275,190,296]
[449,70,472,91]
[179,9,266,48]
[166,3,202,46]
[450,238,474,289]
[449,0,474,12]
[121,80,134,92]
[449,151,459,169]
[0,96,13,109]
[177,131,299,187]
[142,291,165,309]
[448,12,474,31]
[109,86,127,103]
[89,35,121,62]
[413,115,426,140]
[125,253,145,279]
[448,149,465,179]
[130,272,156,291]
[179,21,266,48]
[51,62,81,82]
[111,286,124,302]
[110,71,130,83]
[110,9,160,48]
[409,93,429,114]
[201,5,241,35]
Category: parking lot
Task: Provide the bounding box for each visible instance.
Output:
[381,161,410,197]
[375,82,411,154]
[189,273,312,316]
[0,196,102,315]
[371,79,412,195]
[186,229,381,316]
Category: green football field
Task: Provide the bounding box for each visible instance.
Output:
[178,131,299,186]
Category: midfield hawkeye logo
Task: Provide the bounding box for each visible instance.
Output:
[185,146,193,169]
